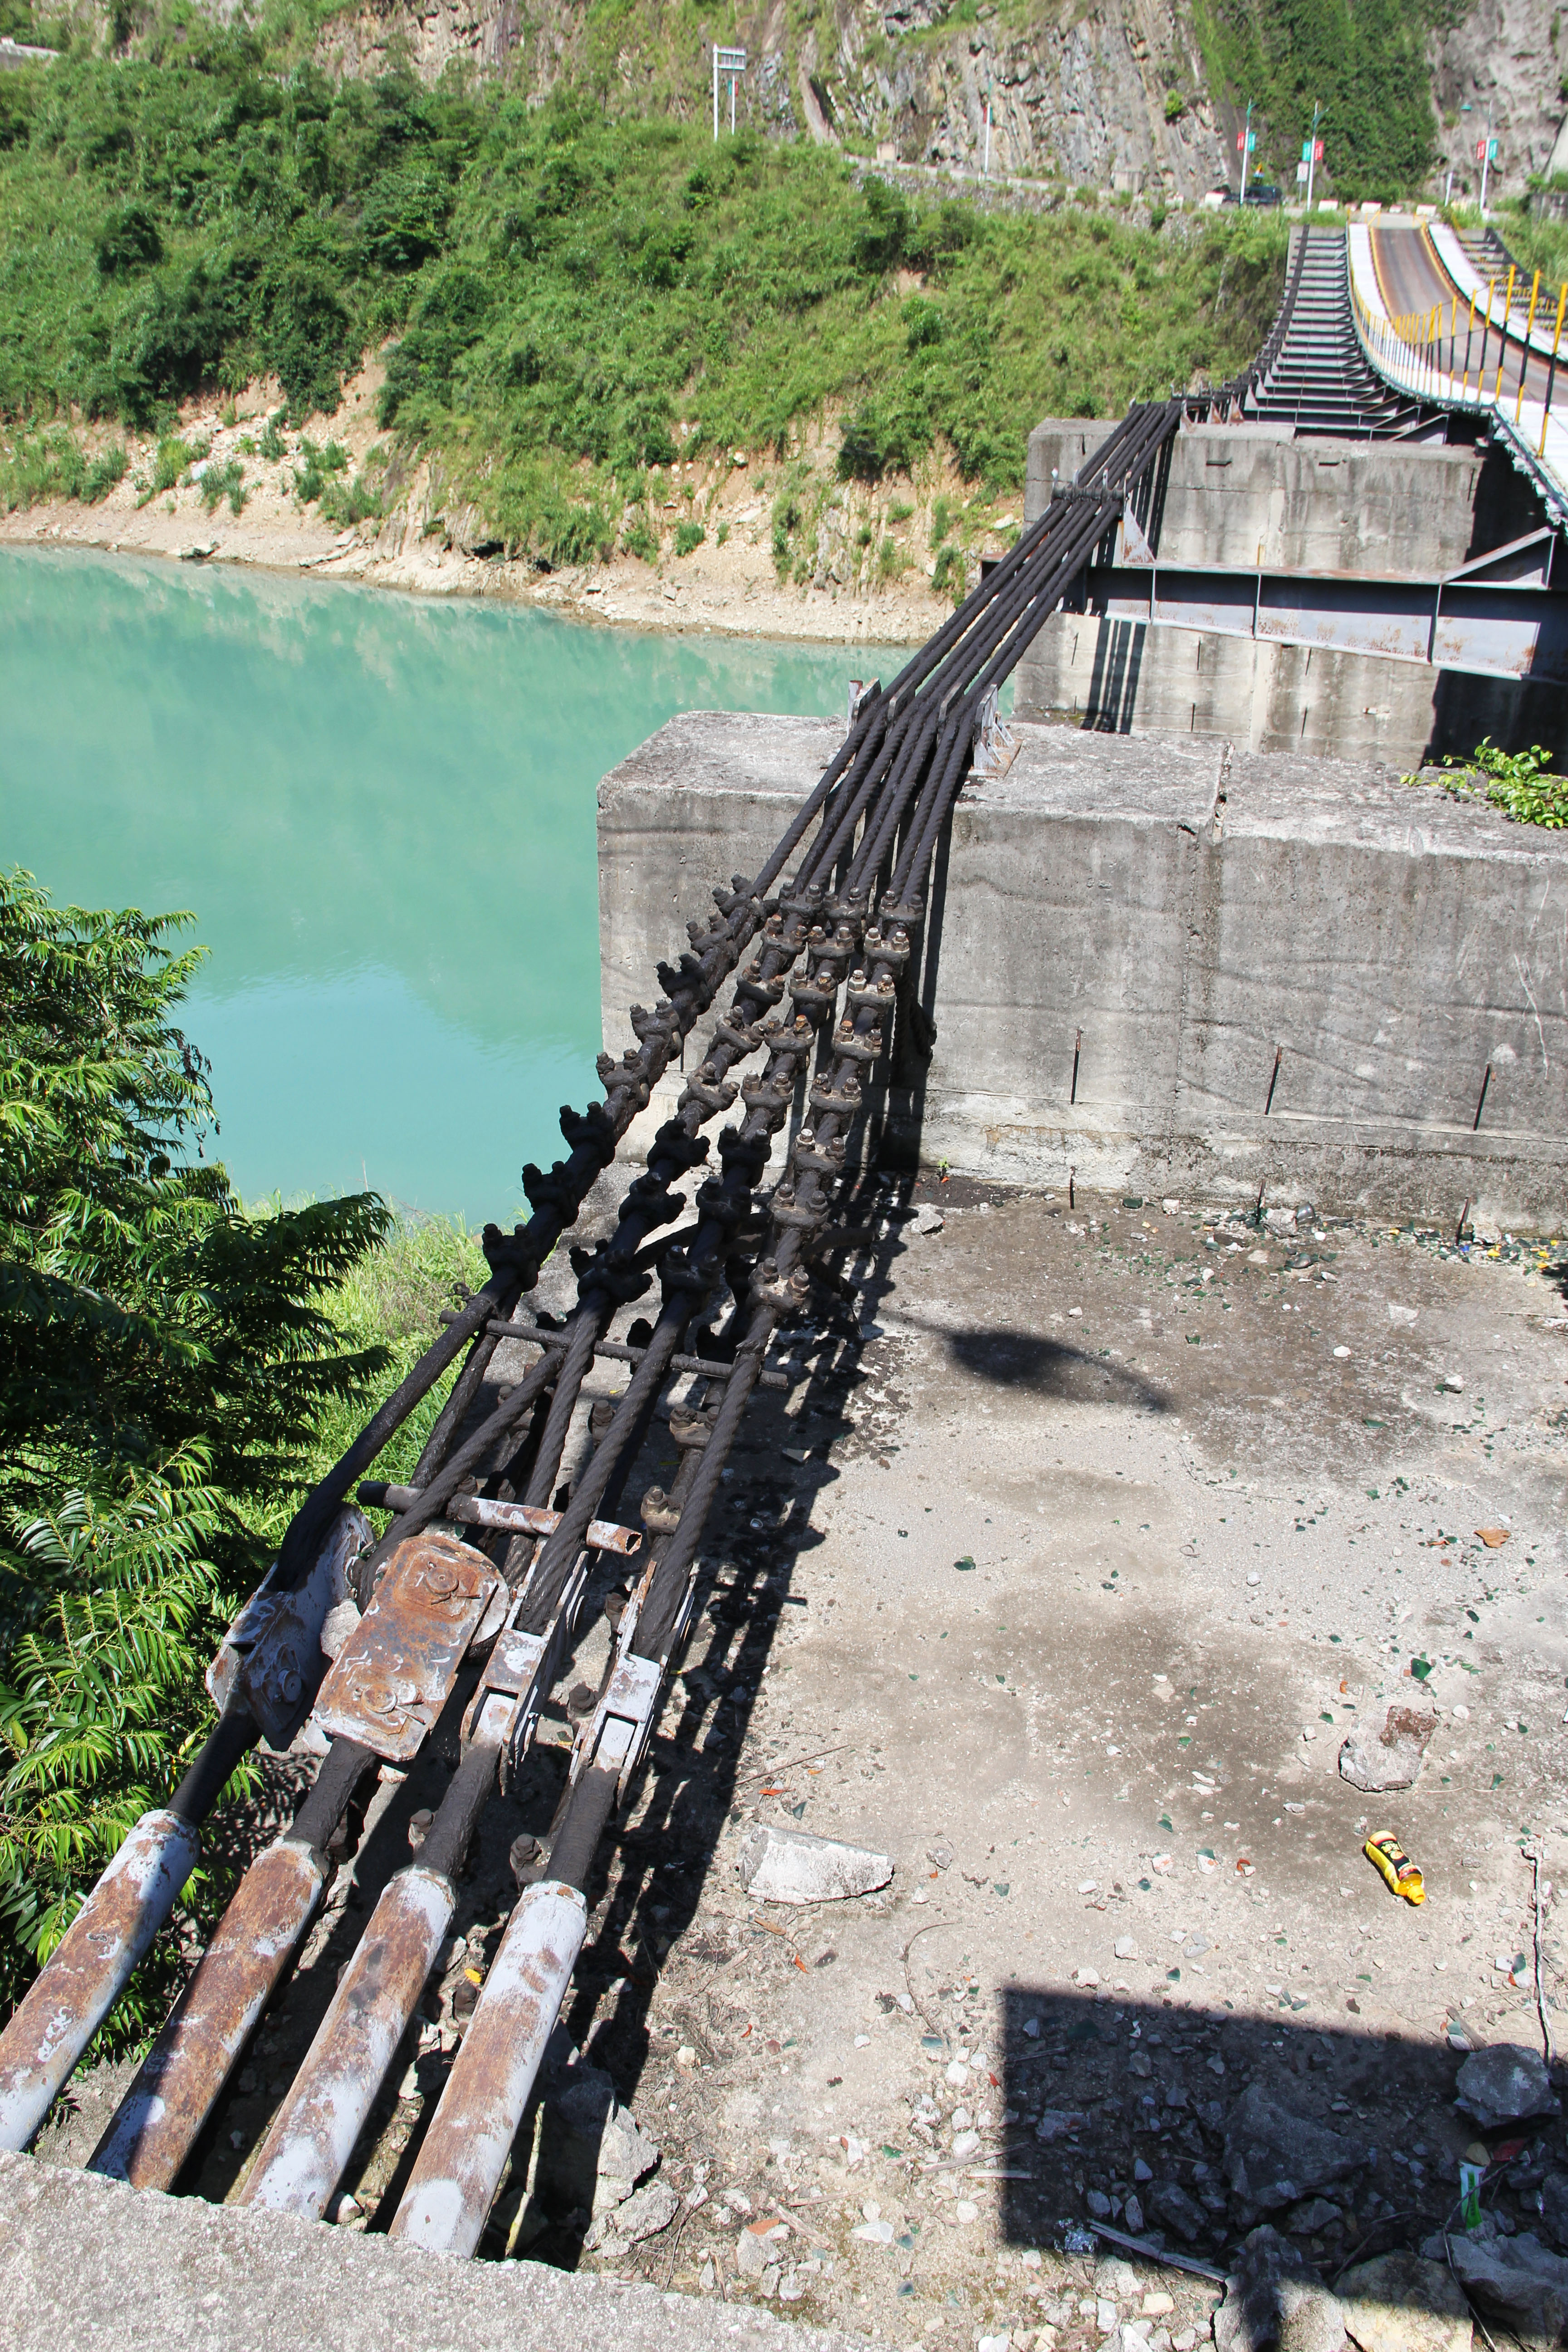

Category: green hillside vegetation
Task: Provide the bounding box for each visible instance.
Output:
[0,24,1286,562]
[1175,0,1459,201]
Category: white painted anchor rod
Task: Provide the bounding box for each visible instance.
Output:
[0,1810,201,2151]
[237,1863,453,2219]
[390,1879,588,2255]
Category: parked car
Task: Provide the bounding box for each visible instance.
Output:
[1243,181,1283,207]
[1200,184,1238,209]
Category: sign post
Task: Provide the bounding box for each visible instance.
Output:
[712,45,747,140]
[1237,100,1255,201]
[1302,103,1322,207]
[1477,113,1496,210]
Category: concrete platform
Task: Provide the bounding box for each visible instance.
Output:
[598,713,1568,1225]
[13,1185,1568,2347]
[0,2147,857,2352]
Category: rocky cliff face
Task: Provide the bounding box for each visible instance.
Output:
[314,0,1229,198]
[312,0,1563,208]
[1429,0,1566,199]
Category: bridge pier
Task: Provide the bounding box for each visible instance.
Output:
[1014,417,1566,766]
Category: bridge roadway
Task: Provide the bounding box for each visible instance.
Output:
[1355,218,1568,517]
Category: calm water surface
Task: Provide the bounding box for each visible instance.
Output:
[3,549,895,1221]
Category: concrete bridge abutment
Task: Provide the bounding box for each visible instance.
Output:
[598,713,1568,1229]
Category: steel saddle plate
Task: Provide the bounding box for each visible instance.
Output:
[311,1531,501,1763]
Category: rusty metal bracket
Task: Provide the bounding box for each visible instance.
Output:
[567,1556,699,1802]
[207,1507,370,1751]
[312,1532,501,1764]
[358,1483,642,1557]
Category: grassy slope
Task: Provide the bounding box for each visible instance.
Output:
[0,29,1286,557]
[247,1209,487,1556]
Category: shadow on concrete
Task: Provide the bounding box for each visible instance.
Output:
[941,1322,1172,1412]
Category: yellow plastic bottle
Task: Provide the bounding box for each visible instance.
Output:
[1365,1832,1425,1904]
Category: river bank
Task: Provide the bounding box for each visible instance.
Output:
[0,361,966,645]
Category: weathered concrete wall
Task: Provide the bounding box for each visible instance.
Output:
[599,711,1568,1226]
[1014,419,1564,767]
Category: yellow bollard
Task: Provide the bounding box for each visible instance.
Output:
[1539,284,1568,459]
[1494,262,1516,399]
[1515,269,1542,423]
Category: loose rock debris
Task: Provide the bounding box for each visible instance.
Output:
[1338,1710,1438,1795]
[35,1180,1568,2352]
[738,1825,896,1905]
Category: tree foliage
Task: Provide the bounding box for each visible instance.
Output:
[1190,0,1459,201]
[0,867,391,2035]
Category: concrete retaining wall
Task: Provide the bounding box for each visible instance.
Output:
[1013,418,1564,766]
[599,711,1568,1226]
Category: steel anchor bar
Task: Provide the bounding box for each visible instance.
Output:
[0,1807,204,2152]
[389,1878,588,2255]
[88,1738,376,2191]
[236,1858,459,2220]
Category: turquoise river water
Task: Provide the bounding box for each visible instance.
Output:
[3,549,896,1223]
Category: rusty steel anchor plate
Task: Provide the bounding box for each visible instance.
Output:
[310,1532,501,1763]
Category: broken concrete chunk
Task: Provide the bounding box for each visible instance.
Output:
[533,2058,660,2220]
[1338,1705,1437,1793]
[1454,2044,1562,2131]
[736,1823,893,1904]
[582,2179,680,2252]
[1446,2230,1568,2347]
[1340,2254,1473,2352]
[737,2219,792,2276]
[1223,2086,1367,2212]
[912,1202,945,1235]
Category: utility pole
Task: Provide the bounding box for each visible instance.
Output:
[983,100,992,178]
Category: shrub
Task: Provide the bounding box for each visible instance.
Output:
[153,435,195,493]
[199,456,246,515]
[771,487,802,578]
[931,542,965,600]
[95,204,162,278]
[320,469,382,528]
[0,429,85,512]
[83,444,128,503]
[715,518,729,545]
[1406,739,1568,828]
[674,518,705,556]
[292,436,348,505]
[622,514,659,563]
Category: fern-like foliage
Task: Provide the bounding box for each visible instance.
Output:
[0,1458,245,2025]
